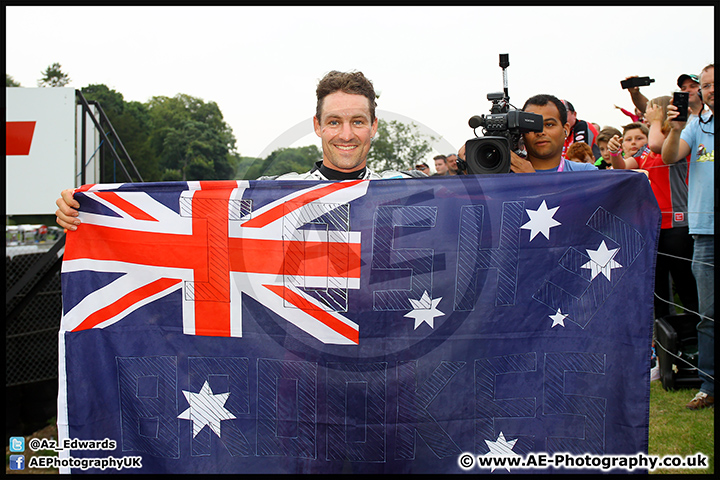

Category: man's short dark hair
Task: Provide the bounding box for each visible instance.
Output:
[433,155,447,162]
[522,94,567,125]
[316,70,377,123]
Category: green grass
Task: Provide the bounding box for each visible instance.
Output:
[648,381,714,474]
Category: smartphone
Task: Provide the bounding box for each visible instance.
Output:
[672,92,690,122]
[620,76,655,89]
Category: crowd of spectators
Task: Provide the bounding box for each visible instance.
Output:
[422,66,715,411]
[57,66,714,412]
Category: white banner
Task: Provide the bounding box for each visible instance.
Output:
[6,87,76,216]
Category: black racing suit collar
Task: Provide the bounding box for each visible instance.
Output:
[312,161,368,180]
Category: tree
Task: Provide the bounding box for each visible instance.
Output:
[38,62,71,87]
[228,154,261,180]
[6,74,21,87]
[147,94,237,181]
[242,145,322,180]
[366,119,438,172]
[114,101,162,181]
[81,84,162,182]
[77,85,238,183]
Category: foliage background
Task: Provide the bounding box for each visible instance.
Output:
[8,66,437,182]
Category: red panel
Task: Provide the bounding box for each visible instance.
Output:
[6,121,36,155]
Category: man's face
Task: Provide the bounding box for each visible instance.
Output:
[314,91,378,172]
[699,68,714,111]
[435,158,448,175]
[680,78,701,104]
[566,109,577,128]
[446,154,458,172]
[622,128,648,157]
[522,103,568,162]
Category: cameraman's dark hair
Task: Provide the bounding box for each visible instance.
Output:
[522,94,567,125]
[316,70,377,123]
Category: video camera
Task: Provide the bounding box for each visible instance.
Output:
[458,54,544,174]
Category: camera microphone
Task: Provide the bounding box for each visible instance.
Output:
[462,54,544,175]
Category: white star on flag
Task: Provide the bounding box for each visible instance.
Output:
[549,308,567,328]
[178,381,236,438]
[581,240,623,281]
[521,200,561,241]
[483,432,521,472]
[404,291,444,329]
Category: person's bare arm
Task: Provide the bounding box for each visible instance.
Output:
[644,102,666,154]
[624,76,648,113]
[661,103,692,164]
[606,135,638,170]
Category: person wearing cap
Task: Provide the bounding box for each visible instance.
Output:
[414,162,430,174]
[623,73,706,120]
[676,73,706,117]
[561,99,600,160]
[663,64,715,411]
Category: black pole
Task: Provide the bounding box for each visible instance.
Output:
[74,90,134,183]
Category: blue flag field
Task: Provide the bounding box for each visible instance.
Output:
[58,170,660,474]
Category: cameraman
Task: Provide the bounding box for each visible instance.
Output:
[509,94,597,173]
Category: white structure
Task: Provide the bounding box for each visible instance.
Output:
[6,87,101,216]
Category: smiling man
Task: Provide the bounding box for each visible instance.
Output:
[510,94,597,173]
[267,70,423,181]
[56,71,423,230]
[315,90,376,173]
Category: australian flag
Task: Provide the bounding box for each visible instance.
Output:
[58,171,659,474]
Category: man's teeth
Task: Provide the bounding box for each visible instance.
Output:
[336,145,357,150]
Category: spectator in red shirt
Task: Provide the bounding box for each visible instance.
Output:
[606,114,698,321]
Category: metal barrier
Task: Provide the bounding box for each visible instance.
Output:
[6,234,65,386]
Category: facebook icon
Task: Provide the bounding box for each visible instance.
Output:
[10,455,25,470]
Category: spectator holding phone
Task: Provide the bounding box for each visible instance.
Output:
[607,116,698,327]
[623,73,706,120]
[621,76,652,117]
[676,73,708,118]
[662,64,714,410]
